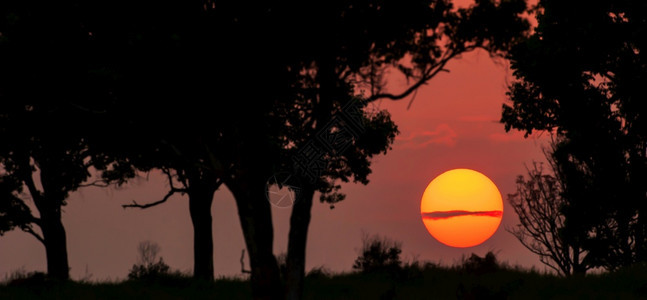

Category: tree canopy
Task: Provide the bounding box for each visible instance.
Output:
[502,0,647,270]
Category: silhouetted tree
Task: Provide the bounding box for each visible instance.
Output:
[0,103,114,282]
[501,0,647,270]
[508,159,591,275]
[0,104,109,283]
[78,1,229,281]
[268,1,531,298]
[276,98,398,299]
[0,1,118,280]
[116,164,222,282]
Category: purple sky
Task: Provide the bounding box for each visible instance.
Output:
[0,47,553,281]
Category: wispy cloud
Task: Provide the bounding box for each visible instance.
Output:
[458,114,497,123]
[397,124,457,149]
[421,210,503,220]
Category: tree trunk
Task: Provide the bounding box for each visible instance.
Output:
[285,185,315,300]
[617,210,633,267]
[188,180,217,280]
[228,176,282,300]
[571,244,586,275]
[636,213,646,263]
[25,155,70,281]
[39,205,70,280]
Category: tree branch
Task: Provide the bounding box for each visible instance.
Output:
[23,226,45,245]
[122,168,188,209]
[366,47,470,104]
[79,180,111,188]
[122,187,186,209]
[18,155,44,205]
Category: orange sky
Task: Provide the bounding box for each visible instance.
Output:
[0,1,549,280]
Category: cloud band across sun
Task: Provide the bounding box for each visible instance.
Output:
[421,210,503,220]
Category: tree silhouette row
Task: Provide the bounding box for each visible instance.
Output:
[1,1,528,299]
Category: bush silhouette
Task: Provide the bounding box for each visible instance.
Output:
[128,258,171,280]
[127,241,172,280]
[353,234,402,273]
[306,267,330,279]
[461,251,500,275]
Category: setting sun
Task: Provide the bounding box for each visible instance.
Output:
[420,169,503,248]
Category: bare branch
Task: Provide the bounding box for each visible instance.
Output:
[366,47,470,104]
[122,168,188,209]
[162,167,186,189]
[506,161,590,276]
[122,187,185,209]
[366,65,444,102]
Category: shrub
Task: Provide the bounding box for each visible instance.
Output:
[352,233,402,273]
[306,266,331,279]
[127,241,171,280]
[128,258,171,280]
[461,251,500,275]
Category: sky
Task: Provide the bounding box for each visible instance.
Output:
[0,47,551,281]
[0,0,550,281]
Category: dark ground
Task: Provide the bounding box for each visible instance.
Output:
[2,263,647,299]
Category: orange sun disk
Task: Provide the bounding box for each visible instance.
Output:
[420,168,503,248]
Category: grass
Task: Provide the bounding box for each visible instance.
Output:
[0,274,251,300]
[2,264,647,299]
[302,263,647,300]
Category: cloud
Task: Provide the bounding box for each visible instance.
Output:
[421,210,503,220]
[458,114,497,123]
[489,130,543,142]
[397,123,457,149]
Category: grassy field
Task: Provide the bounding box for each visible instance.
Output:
[2,263,647,299]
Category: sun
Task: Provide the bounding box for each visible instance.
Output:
[420,168,503,248]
